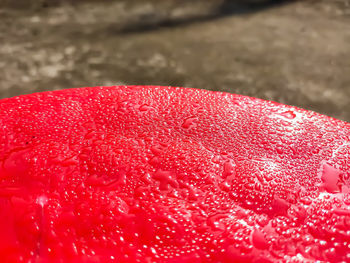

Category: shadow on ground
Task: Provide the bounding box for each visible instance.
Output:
[115,0,292,34]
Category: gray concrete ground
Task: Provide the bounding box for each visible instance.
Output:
[0,0,349,121]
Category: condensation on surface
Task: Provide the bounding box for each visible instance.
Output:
[0,86,349,262]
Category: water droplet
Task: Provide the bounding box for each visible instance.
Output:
[151,146,163,156]
[276,147,283,154]
[222,160,235,178]
[86,169,126,190]
[279,110,296,120]
[182,117,197,129]
[139,104,153,112]
[2,148,31,177]
[320,163,342,193]
[152,170,178,191]
[252,229,269,250]
[207,213,227,232]
[270,197,290,216]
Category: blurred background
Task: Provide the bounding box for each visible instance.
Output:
[0,0,349,121]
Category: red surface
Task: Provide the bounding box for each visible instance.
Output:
[0,86,349,262]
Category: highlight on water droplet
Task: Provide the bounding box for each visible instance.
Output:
[36,195,48,207]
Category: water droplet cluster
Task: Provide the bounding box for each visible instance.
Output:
[0,86,349,262]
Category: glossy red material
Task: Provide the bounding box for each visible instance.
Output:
[0,86,349,262]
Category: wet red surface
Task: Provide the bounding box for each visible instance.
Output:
[0,86,349,262]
